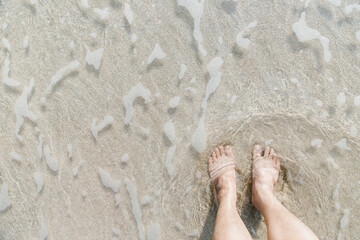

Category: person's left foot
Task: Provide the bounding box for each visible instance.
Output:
[208,145,237,206]
[251,145,280,212]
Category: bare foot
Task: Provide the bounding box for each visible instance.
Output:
[251,145,280,212]
[208,145,237,206]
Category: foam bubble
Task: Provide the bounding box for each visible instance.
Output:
[236,21,257,49]
[80,0,89,8]
[201,57,223,110]
[44,145,58,172]
[115,193,120,206]
[191,115,207,153]
[0,182,11,211]
[9,151,21,162]
[165,145,176,176]
[326,156,339,169]
[124,3,133,25]
[141,195,151,205]
[38,134,44,160]
[23,35,29,48]
[292,12,331,62]
[334,138,351,150]
[340,209,350,229]
[218,36,223,44]
[2,54,21,87]
[185,87,197,94]
[336,92,346,105]
[175,222,184,231]
[139,126,150,135]
[85,47,103,70]
[67,143,72,160]
[33,172,44,194]
[353,95,360,106]
[2,38,11,51]
[315,99,323,107]
[38,216,48,240]
[131,33,137,43]
[344,4,360,15]
[125,177,145,240]
[123,83,151,124]
[311,138,323,148]
[112,227,120,235]
[98,168,120,192]
[169,96,181,108]
[178,64,187,80]
[46,60,80,93]
[91,115,113,140]
[164,121,176,141]
[176,0,207,56]
[121,153,129,163]
[93,8,109,19]
[147,223,160,240]
[326,0,341,6]
[14,78,37,141]
[72,159,83,177]
[147,43,166,64]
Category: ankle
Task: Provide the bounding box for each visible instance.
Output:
[252,183,278,212]
[218,189,237,207]
[216,181,237,206]
[256,194,279,215]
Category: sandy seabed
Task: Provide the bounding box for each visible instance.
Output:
[1,0,360,239]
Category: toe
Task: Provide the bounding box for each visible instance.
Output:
[212,152,217,161]
[215,147,220,158]
[225,145,233,157]
[208,156,213,166]
[272,153,277,164]
[252,144,263,160]
[275,155,281,169]
[269,148,275,157]
[219,145,225,156]
[264,146,270,157]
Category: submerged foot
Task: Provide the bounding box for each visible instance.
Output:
[251,145,280,211]
[208,145,237,206]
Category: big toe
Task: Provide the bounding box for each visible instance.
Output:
[219,145,225,156]
[225,145,233,157]
[269,147,274,156]
[211,152,217,162]
[252,144,263,160]
[276,157,280,169]
[208,156,213,166]
[215,147,221,158]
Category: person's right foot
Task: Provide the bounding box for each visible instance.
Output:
[208,145,237,206]
[251,145,280,211]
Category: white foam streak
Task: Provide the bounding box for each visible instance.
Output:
[177,0,207,56]
[125,177,145,240]
[91,115,113,140]
[292,12,331,62]
[2,55,20,87]
[46,60,80,93]
[0,182,11,211]
[236,21,257,49]
[147,43,166,64]
[14,78,37,141]
[123,83,151,124]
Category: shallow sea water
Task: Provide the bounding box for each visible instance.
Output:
[1,0,360,239]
